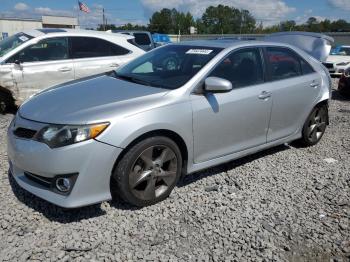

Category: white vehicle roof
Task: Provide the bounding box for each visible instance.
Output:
[24,28,134,40]
[0,28,144,63]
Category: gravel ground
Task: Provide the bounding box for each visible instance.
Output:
[0,80,349,262]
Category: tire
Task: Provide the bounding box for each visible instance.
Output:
[298,104,328,147]
[0,92,12,114]
[0,91,14,114]
[112,136,182,207]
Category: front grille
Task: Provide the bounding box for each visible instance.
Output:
[24,172,53,188]
[13,128,37,139]
[323,62,334,69]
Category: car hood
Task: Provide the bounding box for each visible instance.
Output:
[19,75,169,124]
[326,55,350,64]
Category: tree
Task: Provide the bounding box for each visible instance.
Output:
[148,8,173,33]
[331,19,350,32]
[280,20,296,31]
[240,9,256,33]
[148,8,194,34]
[200,5,256,34]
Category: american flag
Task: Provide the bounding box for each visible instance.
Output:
[78,1,90,13]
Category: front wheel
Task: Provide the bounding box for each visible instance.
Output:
[299,104,328,146]
[112,136,182,207]
[0,91,14,114]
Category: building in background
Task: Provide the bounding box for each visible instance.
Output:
[0,15,78,40]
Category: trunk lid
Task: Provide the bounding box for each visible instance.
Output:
[264,32,334,62]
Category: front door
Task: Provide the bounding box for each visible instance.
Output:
[191,48,272,163]
[11,37,74,102]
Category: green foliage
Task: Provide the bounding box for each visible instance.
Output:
[148,8,194,34]
[95,5,350,34]
[199,5,255,34]
[263,17,350,33]
[97,23,148,31]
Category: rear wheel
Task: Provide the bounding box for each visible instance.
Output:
[112,136,182,207]
[299,104,328,146]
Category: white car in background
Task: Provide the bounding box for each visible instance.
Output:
[323,45,350,77]
[0,29,145,112]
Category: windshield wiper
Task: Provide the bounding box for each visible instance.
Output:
[114,73,166,89]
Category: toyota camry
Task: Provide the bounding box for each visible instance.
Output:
[7,38,332,207]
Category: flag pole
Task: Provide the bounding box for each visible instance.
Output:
[77,1,80,28]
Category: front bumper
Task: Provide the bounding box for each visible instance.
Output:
[323,62,349,77]
[7,122,122,208]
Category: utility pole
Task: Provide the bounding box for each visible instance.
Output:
[240,11,244,35]
[103,8,106,31]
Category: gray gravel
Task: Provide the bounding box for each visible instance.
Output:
[0,81,349,261]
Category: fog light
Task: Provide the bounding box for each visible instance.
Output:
[56,178,71,192]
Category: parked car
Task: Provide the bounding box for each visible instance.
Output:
[106,30,155,51]
[0,28,145,113]
[338,67,350,97]
[323,45,350,77]
[152,33,172,46]
[330,46,342,55]
[8,38,331,208]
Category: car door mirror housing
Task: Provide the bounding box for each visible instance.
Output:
[204,77,233,93]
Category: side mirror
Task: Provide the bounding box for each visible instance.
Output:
[204,77,232,93]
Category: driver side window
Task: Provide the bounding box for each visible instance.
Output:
[209,48,264,88]
[9,37,69,63]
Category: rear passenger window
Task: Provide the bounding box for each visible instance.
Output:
[70,37,130,59]
[266,47,302,80]
[209,48,264,88]
[133,33,151,45]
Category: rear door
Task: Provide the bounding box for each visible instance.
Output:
[70,36,130,79]
[264,47,321,142]
[10,37,73,101]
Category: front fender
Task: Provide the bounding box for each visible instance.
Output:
[96,101,194,159]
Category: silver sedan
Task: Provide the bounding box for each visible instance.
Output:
[7,40,331,207]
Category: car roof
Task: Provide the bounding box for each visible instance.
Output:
[111,30,151,34]
[23,28,133,40]
[174,39,291,49]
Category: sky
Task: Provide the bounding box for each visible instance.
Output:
[0,0,349,28]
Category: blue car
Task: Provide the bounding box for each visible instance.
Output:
[152,33,171,47]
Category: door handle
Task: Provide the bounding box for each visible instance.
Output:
[258,91,272,99]
[58,67,72,72]
[109,63,119,68]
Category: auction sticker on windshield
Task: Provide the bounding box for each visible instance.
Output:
[19,36,29,42]
[186,49,213,55]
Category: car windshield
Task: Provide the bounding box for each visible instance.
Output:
[0,32,33,57]
[116,45,223,90]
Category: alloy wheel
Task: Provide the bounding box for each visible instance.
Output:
[306,107,327,143]
[129,145,178,201]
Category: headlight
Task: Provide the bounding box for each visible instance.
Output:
[35,123,109,148]
[336,62,350,66]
